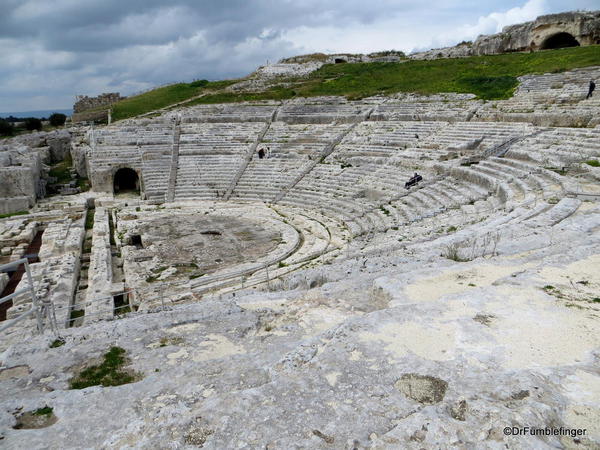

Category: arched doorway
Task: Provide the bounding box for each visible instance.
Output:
[113,168,139,194]
[540,32,580,50]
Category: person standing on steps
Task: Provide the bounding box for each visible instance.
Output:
[587,79,595,99]
[257,148,265,159]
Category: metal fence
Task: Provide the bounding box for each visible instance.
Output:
[0,258,57,335]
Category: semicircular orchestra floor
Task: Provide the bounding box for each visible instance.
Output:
[115,201,349,309]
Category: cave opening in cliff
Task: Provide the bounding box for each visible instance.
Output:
[113,168,139,194]
[540,32,580,50]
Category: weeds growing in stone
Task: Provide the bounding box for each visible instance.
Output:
[49,338,65,348]
[33,406,53,416]
[70,346,136,389]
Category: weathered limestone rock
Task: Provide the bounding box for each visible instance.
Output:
[84,207,114,322]
[476,10,600,53]
[46,130,72,163]
[0,273,8,293]
[411,10,600,60]
[2,52,600,450]
[0,131,74,214]
[0,167,37,213]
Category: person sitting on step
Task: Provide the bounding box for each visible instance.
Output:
[405,172,423,189]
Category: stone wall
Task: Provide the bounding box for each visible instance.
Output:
[73,93,124,113]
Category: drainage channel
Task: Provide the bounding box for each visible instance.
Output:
[109,208,134,317]
[68,207,94,327]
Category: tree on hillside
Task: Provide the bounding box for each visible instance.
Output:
[24,117,43,131]
[0,119,14,136]
[49,113,67,127]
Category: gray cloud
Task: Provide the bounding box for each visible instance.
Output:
[0,0,596,111]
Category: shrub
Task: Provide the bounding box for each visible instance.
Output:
[585,160,600,167]
[49,113,67,127]
[0,119,13,136]
[442,243,471,262]
[189,79,209,88]
[49,338,65,348]
[24,117,42,131]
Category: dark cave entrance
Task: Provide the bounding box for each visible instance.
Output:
[130,234,143,248]
[540,32,580,50]
[113,168,140,194]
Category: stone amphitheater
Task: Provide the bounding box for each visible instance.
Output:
[1,59,600,447]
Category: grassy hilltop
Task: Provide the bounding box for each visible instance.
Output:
[109,45,600,121]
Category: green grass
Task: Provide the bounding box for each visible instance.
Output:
[84,208,95,230]
[0,210,29,219]
[69,309,84,324]
[48,153,73,184]
[49,338,65,348]
[70,346,136,389]
[111,80,237,121]
[585,160,600,167]
[188,45,600,107]
[33,406,53,416]
[295,46,600,100]
[115,305,132,316]
[103,46,600,121]
[77,177,90,192]
[187,84,297,106]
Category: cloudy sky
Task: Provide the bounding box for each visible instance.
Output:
[0,0,597,112]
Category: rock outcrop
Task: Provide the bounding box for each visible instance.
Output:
[0,131,72,214]
[411,10,600,60]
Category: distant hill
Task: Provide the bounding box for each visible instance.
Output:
[0,109,72,119]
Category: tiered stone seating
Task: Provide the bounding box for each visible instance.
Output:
[336,121,447,158]
[91,125,174,200]
[230,122,350,202]
[506,127,600,167]
[278,158,419,236]
[142,150,172,202]
[174,122,265,200]
[165,102,279,123]
[474,66,600,126]
[417,122,534,150]
[371,93,481,122]
[87,82,597,245]
[516,66,600,99]
[277,97,371,123]
[92,127,173,167]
